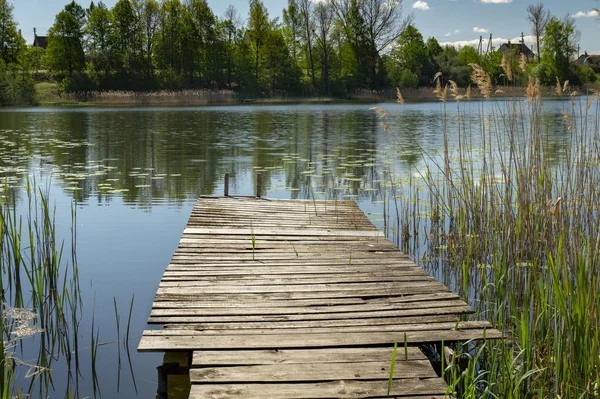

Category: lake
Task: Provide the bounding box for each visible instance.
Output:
[0,100,577,398]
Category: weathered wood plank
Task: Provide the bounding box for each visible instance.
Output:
[188,379,449,399]
[151,293,461,308]
[190,360,437,382]
[150,299,468,316]
[158,275,436,286]
[183,227,385,237]
[153,285,452,301]
[145,321,493,336]
[147,305,473,323]
[161,315,460,330]
[191,347,426,366]
[138,328,502,351]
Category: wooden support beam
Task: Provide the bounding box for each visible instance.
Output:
[256,174,262,198]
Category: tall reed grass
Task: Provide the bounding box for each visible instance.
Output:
[0,180,82,398]
[383,71,600,398]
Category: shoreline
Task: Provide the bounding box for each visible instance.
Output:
[13,82,600,108]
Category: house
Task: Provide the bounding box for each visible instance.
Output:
[32,28,48,50]
[575,52,600,67]
[499,40,535,60]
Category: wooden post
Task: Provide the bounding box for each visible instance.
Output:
[256,174,262,198]
[224,173,229,197]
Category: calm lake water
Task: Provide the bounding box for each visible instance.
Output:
[0,100,578,398]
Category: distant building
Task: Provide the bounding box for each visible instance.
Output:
[499,40,535,60]
[575,52,600,67]
[32,28,48,50]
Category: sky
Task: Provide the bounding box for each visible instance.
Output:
[10,0,600,55]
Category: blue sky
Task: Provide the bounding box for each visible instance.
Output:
[11,0,600,54]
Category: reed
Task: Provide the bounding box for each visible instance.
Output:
[0,179,82,398]
[386,72,600,397]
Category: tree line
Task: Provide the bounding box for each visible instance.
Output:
[0,0,598,105]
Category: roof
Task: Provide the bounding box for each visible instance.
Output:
[575,54,600,66]
[499,42,535,57]
[33,35,48,49]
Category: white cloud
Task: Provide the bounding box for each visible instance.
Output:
[444,32,451,37]
[412,1,430,10]
[573,10,599,18]
[473,27,488,33]
[481,0,512,3]
[454,29,461,34]
[440,35,537,50]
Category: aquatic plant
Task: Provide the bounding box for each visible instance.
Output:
[0,180,82,398]
[385,73,600,397]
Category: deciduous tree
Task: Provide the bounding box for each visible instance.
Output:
[527,3,550,63]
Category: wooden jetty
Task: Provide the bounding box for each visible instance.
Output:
[138,196,501,399]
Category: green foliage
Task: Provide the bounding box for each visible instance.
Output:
[542,16,578,82]
[0,0,24,65]
[110,0,142,75]
[0,60,36,105]
[456,46,480,66]
[397,69,418,89]
[247,0,271,85]
[85,2,111,74]
[392,25,428,75]
[0,0,596,100]
[529,61,555,86]
[45,8,86,76]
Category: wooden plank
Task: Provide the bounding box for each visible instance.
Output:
[150,300,468,316]
[146,305,473,323]
[191,347,426,366]
[151,293,461,308]
[158,275,435,285]
[190,360,437,382]
[138,328,502,351]
[183,227,385,237]
[161,315,460,330]
[153,285,452,301]
[162,270,430,279]
[145,321,493,336]
[189,379,449,399]
[155,281,447,295]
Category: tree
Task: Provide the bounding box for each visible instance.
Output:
[334,0,371,89]
[111,0,143,76]
[391,25,427,74]
[527,3,550,64]
[298,0,316,88]
[222,5,241,88]
[186,0,219,86]
[155,0,185,80]
[85,1,111,75]
[263,28,300,92]
[46,6,86,76]
[136,0,160,80]
[247,0,271,83]
[335,0,411,89]
[314,0,335,95]
[542,16,579,82]
[0,0,23,64]
[456,45,479,66]
[282,0,300,64]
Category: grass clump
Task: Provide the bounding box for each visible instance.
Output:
[0,180,81,398]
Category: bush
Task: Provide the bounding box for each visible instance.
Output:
[397,70,419,89]
[0,63,37,105]
[529,62,556,86]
